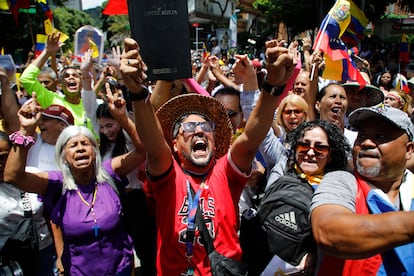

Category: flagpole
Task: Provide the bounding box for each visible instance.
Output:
[311,0,338,81]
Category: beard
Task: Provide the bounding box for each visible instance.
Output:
[181,149,214,168]
[355,158,381,178]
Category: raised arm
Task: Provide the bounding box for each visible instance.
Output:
[3,94,49,194]
[103,83,146,177]
[120,38,172,177]
[209,55,239,90]
[230,40,296,173]
[31,32,61,71]
[0,67,19,133]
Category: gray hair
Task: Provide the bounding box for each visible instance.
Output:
[40,66,58,80]
[55,126,118,194]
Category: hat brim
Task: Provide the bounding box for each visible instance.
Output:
[41,112,70,126]
[349,107,399,132]
[342,83,384,107]
[360,84,384,107]
[156,94,233,158]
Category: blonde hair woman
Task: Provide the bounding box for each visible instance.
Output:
[273,94,309,142]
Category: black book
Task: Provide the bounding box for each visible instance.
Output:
[128,0,192,81]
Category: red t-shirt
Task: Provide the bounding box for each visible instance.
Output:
[144,155,249,275]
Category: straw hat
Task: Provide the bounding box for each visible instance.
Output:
[156,94,233,158]
[341,82,384,107]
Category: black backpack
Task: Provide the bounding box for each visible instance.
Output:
[240,172,316,275]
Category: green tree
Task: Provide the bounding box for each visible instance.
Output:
[253,0,414,38]
[53,7,97,52]
[102,15,130,48]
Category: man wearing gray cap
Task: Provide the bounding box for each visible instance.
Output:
[310,104,414,275]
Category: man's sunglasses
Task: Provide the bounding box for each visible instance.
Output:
[180,121,215,134]
[296,141,330,158]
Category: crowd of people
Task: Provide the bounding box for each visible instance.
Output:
[0,27,414,276]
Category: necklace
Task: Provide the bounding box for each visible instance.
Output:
[76,184,100,237]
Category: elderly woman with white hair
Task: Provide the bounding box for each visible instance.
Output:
[3,92,144,276]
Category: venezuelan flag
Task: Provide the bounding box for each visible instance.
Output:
[37,0,53,22]
[322,53,366,85]
[313,0,351,61]
[35,34,47,57]
[400,34,410,64]
[349,0,368,36]
[315,0,366,87]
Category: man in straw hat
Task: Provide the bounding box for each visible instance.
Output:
[120,37,296,275]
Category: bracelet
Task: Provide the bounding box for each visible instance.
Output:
[9,131,35,147]
[128,87,150,102]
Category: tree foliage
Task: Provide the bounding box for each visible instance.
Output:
[253,0,414,38]
[53,7,97,52]
[102,15,130,48]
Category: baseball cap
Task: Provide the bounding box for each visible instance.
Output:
[42,104,74,126]
[349,105,414,141]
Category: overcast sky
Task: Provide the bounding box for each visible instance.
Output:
[82,0,106,10]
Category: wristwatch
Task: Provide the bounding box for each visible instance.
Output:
[128,87,150,102]
[262,78,285,96]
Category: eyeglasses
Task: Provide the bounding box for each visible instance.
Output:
[227,109,240,118]
[283,109,304,115]
[180,121,215,134]
[296,141,330,158]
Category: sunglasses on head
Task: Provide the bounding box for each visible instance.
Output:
[283,109,304,115]
[227,109,240,118]
[180,121,215,134]
[296,141,330,158]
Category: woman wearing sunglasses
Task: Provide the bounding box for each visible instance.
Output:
[273,94,309,143]
[259,119,351,276]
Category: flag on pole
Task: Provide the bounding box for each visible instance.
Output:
[37,0,53,22]
[313,0,351,60]
[35,34,48,57]
[396,75,410,93]
[337,0,368,47]
[314,0,366,86]
[348,0,368,36]
[400,33,410,64]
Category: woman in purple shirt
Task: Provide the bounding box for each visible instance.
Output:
[4,92,145,275]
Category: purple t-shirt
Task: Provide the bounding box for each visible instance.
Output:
[43,160,133,275]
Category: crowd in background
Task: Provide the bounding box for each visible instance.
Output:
[0,28,414,276]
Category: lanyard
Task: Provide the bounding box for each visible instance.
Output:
[185,178,206,261]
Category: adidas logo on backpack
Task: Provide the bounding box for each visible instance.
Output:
[274,211,298,231]
[240,172,316,269]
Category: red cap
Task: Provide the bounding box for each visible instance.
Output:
[42,104,74,126]
[252,58,262,68]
